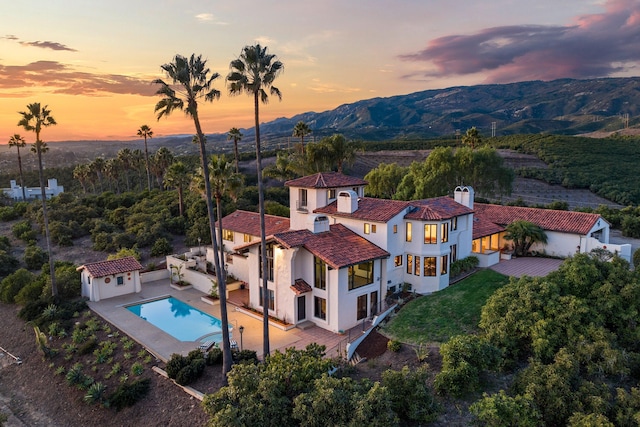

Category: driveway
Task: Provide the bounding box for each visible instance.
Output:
[489,257,563,278]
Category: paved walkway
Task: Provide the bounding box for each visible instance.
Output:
[489,257,563,278]
[89,280,357,362]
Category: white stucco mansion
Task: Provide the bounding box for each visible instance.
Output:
[215,172,630,334]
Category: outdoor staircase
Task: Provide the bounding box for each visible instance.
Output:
[349,351,366,366]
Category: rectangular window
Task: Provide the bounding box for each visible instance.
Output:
[423,257,437,276]
[298,189,308,211]
[222,229,234,241]
[451,244,458,262]
[314,257,326,290]
[407,254,413,274]
[314,296,327,320]
[364,223,371,234]
[348,261,374,290]
[327,189,336,200]
[441,223,449,243]
[406,223,412,242]
[259,243,275,281]
[393,224,398,234]
[441,255,449,275]
[424,224,437,244]
[357,295,367,320]
[259,286,275,310]
[243,233,252,243]
[370,291,378,316]
[414,256,421,276]
[116,276,124,286]
[394,255,403,267]
[451,217,458,230]
[371,224,376,233]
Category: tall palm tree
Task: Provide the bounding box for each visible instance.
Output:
[327,134,358,173]
[164,161,192,217]
[227,127,243,173]
[227,43,283,357]
[17,103,58,297]
[152,147,174,189]
[131,149,145,190]
[104,158,120,193]
[137,125,154,191]
[293,120,311,154]
[208,155,243,286]
[8,134,27,201]
[90,157,106,193]
[73,164,91,193]
[117,148,134,191]
[153,53,233,377]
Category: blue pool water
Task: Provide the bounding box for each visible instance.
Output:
[126,297,227,342]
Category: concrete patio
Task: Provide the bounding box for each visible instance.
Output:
[88,279,354,362]
[489,257,564,278]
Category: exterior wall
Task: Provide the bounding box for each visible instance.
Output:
[81,270,141,302]
[289,185,364,231]
[140,269,169,283]
[331,261,383,332]
[2,178,64,201]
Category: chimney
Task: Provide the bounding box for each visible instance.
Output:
[337,190,358,214]
[454,186,474,209]
[308,214,330,233]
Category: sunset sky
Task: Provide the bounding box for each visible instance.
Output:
[1,0,638,142]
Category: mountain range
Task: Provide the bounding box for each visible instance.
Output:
[258,77,640,141]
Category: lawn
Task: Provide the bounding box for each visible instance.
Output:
[381,269,509,344]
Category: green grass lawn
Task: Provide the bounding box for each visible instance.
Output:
[381,269,509,344]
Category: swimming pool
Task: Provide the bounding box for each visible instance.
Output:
[126,297,229,342]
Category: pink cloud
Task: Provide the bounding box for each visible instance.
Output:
[400,0,640,83]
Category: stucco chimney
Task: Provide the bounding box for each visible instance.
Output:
[308,214,330,233]
[454,186,474,209]
[337,190,358,214]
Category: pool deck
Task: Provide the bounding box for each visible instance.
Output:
[89,280,352,362]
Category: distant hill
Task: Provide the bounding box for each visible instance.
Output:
[260,77,640,140]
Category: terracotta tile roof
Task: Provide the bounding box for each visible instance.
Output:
[291,279,312,295]
[274,223,389,269]
[78,257,143,278]
[217,210,290,237]
[315,197,411,223]
[285,172,368,188]
[474,203,604,235]
[473,216,506,239]
[405,197,474,221]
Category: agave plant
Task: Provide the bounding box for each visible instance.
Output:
[84,382,107,404]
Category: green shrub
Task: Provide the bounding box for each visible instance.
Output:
[205,347,223,365]
[150,237,173,257]
[165,353,189,379]
[232,349,259,364]
[175,359,205,386]
[0,235,10,251]
[66,362,85,386]
[187,349,204,362]
[14,279,45,305]
[84,382,107,405]
[387,340,401,352]
[18,298,50,322]
[0,206,19,221]
[382,366,440,423]
[78,338,98,355]
[0,250,19,279]
[633,249,640,269]
[107,378,151,411]
[470,390,542,426]
[0,269,35,303]
[130,362,144,376]
[11,220,32,240]
[24,245,48,270]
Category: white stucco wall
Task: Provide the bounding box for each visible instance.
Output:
[81,270,141,302]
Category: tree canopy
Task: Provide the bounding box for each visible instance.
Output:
[393,146,513,200]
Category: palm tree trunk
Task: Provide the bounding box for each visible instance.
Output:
[234,139,240,174]
[192,111,233,379]
[17,147,26,201]
[255,92,270,357]
[177,186,184,217]
[144,137,152,191]
[36,143,57,297]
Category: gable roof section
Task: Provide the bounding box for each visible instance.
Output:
[474,203,603,235]
[78,256,143,278]
[315,197,411,223]
[473,216,506,239]
[405,197,474,221]
[217,210,290,236]
[285,172,368,189]
[274,223,389,269]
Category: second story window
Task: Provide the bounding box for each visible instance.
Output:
[298,189,308,211]
[327,189,336,201]
[441,223,449,243]
[222,229,234,241]
[314,256,326,290]
[424,224,437,244]
[259,243,275,281]
[451,217,458,230]
[243,233,252,243]
[364,223,371,234]
[406,223,412,242]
